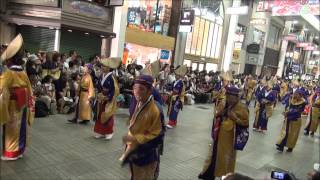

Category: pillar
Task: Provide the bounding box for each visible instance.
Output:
[276,21,292,77]
[110,6,127,58]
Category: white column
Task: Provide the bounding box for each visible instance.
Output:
[221,0,241,72]
[54,29,60,52]
[101,38,108,57]
[110,6,128,58]
[174,32,187,66]
[276,21,292,77]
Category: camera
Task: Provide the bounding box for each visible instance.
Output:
[271,170,296,180]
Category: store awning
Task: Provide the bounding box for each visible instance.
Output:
[125,28,175,50]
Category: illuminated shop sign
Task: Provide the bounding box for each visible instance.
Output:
[296,42,312,48]
[272,0,320,16]
[304,46,316,51]
[250,18,266,25]
[283,34,297,42]
[256,0,271,12]
[180,10,195,26]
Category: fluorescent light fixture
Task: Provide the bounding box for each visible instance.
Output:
[67,29,72,32]
[304,28,309,31]
[85,32,89,35]
[226,6,248,15]
[100,35,105,38]
[292,20,298,24]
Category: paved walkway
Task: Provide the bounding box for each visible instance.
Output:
[0,103,319,179]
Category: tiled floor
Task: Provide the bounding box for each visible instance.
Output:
[0,103,319,179]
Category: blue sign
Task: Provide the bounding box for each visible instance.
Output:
[127,10,136,23]
[160,50,170,60]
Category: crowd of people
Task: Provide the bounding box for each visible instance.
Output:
[1,34,320,180]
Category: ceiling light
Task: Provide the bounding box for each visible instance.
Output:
[100,35,105,38]
[304,28,309,31]
[315,36,319,39]
[292,20,299,24]
[85,32,89,35]
[68,29,72,32]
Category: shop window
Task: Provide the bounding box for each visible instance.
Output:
[210,24,219,58]
[184,15,223,59]
[215,25,223,59]
[253,28,265,49]
[206,23,214,57]
[234,24,246,50]
[191,17,201,54]
[206,63,217,72]
[183,59,191,67]
[127,0,172,35]
[192,62,198,71]
[267,24,281,45]
[198,63,204,71]
[201,20,210,57]
[196,18,205,56]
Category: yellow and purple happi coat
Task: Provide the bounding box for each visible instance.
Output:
[78,73,95,121]
[0,66,34,158]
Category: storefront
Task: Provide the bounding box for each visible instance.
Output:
[1,0,119,59]
[124,43,171,66]
[123,0,175,66]
[183,11,224,72]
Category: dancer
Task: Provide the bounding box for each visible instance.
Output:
[121,75,164,180]
[199,86,249,179]
[68,64,95,124]
[93,58,120,140]
[166,65,187,128]
[0,34,35,161]
[253,81,276,133]
[244,75,256,106]
[276,89,306,152]
[304,87,320,136]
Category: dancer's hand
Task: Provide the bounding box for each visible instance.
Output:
[122,135,136,144]
[227,111,238,121]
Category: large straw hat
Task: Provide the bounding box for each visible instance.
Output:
[0,34,23,62]
[292,80,300,86]
[141,60,160,78]
[221,71,233,81]
[100,57,121,69]
[174,64,188,76]
[267,80,273,89]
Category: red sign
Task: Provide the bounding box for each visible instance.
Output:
[283,34,297,42]
[257,0,271,12]
[296,42,312,47]
[304,46,315,51]
[272,0,320,16]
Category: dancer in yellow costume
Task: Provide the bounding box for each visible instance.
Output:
[304,87,320,137]
[0,34,35,161]
[199,86,249,179]
[244,75,256,106]
[276,89,306,152]
[68,64,95,124]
